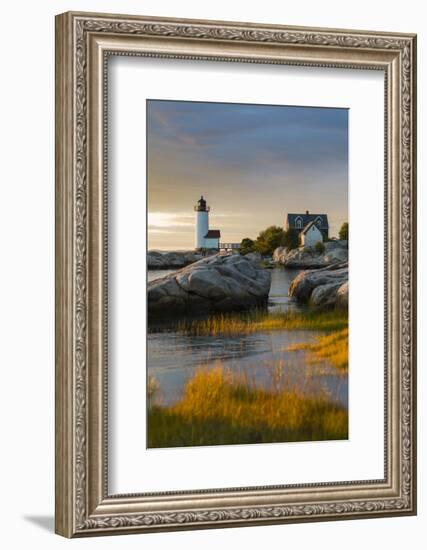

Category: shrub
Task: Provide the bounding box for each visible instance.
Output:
[281,228,299,250]
[240,237,255,255]
[339,222,348,241]
[314,241,325,254]
[254,225,285,256]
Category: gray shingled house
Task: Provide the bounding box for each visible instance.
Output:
[285,211,329,241]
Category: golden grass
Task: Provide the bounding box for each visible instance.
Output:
[288,328,349,371]
[177,309,348,337]
[147,365,348,448]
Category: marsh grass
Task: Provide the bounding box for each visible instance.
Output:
[148,305,349,447]
[288,328,349,371]
[147,364,348,448]
[176,308,348,337]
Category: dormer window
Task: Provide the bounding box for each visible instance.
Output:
[287,212,329,241]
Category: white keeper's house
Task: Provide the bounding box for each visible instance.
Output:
[285,211,329,247]
[299,221,324,247]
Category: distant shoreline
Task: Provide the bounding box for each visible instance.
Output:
[147,249,217,270]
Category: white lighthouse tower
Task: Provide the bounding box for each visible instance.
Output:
[194,196,220,250]
[194,196,209,249]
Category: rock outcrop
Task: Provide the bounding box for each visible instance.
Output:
[335,281,349,309]
[148,253,271,317]
[273,240,348,268]
[147,250,209,269]
[244,251,262,263]
[289,263,348,310]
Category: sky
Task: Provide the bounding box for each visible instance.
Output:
[147,100,348,250]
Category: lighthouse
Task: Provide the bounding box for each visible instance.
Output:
[194,196,221,250]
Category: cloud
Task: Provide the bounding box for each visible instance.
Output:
[147,100,348,249]
[148,211,194,227]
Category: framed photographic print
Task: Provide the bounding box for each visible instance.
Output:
[55,11,417,537]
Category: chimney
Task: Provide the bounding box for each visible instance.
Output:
[306,210,309,215]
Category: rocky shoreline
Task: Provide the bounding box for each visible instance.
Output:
[148,253,271,317]
[147,250,217,270]
[147,245,348,315]
[289,262,348,310]
[273,240,348,269]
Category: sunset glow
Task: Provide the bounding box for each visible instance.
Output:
[147,100,348,250]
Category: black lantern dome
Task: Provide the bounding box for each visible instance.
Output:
[194,195,209,212]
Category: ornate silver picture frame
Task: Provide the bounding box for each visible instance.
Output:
[55,11,417,537]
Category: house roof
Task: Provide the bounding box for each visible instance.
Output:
[204,229,221,238]
[300,221,320,234]
[287,213,329,228]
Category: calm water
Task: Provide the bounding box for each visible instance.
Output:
[147,267,348,407]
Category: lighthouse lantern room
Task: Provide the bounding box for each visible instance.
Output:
[194,196,220,250]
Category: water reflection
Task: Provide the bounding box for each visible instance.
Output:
[147,266,348,409]
[267,267,302,313]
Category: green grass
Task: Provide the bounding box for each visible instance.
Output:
[148,365,348,448]
[176,308,348,337]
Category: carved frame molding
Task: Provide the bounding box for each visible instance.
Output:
[55,11,416,537]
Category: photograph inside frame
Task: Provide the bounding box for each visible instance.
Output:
[146,99,349,449]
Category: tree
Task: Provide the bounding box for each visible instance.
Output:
[254,225,285,256]
[240,237,255,255]
[281,228,299,250]
[339,222,349,241]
